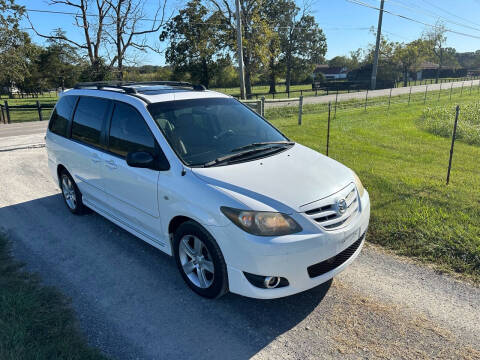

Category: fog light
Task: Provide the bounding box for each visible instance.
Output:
[264,276,280,289]
[243,272,289,289]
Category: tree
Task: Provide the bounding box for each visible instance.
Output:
[394,40,426,87]
[278,7,327,93]
[263,0,294,93]
[27,0,167,80]
[105,0,167,80]
[0,0,33,95]
[161,0,225,88]
[423,21,447,84]
[210,0,274,97]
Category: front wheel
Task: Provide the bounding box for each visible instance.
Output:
[174,221,228,299]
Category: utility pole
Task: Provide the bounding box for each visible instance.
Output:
[371,0,385,90]
[235,0,246,99]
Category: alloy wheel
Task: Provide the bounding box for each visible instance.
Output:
[178,235,215,288]
[61,175,77,210]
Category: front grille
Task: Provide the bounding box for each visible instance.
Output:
[307,233,365,278]
[301,183,359,230]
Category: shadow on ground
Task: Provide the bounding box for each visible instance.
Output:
[0,194,332,360]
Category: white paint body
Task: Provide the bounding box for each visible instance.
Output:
[46,87,370,299]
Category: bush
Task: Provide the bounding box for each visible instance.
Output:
[420,101,480,146]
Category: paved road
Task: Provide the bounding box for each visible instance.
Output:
[264,79,480,108]
[0,145,479,359]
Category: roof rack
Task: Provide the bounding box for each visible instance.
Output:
[73,81,206,94]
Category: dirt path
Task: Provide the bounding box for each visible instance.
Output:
[0,147,478,359]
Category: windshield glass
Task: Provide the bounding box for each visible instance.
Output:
[147,98,289,166]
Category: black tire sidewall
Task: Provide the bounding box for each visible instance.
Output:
[173,221,228,299]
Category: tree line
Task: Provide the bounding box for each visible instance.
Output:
[1,0,479,97]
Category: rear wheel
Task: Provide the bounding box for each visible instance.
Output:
[59,170,85,215]
[174,221,228,298]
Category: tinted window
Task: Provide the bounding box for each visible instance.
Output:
[71,97,110,147]
[108,102,156,157]
[49,96,77,137]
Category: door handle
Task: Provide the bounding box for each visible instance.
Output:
[90,154,102,163]
[105,159,117,169]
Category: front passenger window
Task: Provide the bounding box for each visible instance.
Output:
[108,102,156,157]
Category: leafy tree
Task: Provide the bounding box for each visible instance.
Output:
[328,54,361,70]
[161,0,226,88]
[278,8,327,93]
[394,40,426,86]
[423,21,448,83]
[210,0,274,97]
[0,0,33,95]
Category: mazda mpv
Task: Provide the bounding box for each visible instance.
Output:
[46,82,370,299]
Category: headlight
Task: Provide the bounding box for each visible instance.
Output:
[353,172,365,197]
[220,207,302,236]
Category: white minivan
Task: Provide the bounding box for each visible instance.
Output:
[46,82,370,299]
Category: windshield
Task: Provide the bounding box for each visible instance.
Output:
[147,98,289,166]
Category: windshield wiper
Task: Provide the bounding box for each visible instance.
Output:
[203,146,283,167]
[230,141,294,153]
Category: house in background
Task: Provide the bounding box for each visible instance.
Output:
[413,62,467,80]
[313,65,348,81]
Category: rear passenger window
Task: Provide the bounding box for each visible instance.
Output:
[49,96,77,137]
[108,102,156,157]
[71,97,110,147]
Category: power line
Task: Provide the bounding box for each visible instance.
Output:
[421,0,480,28]
[346,0,480,40]
[383,0,480,33]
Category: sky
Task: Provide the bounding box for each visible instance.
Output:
[17,0,480,66]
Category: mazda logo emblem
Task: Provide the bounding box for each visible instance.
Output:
[337,198,347,214]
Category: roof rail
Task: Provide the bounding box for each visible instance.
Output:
[73,81,207,93]
[74,82,138,94]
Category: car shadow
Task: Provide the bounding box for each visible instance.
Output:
[0,194,332,360]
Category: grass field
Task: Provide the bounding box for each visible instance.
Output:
[265,89,480,281]
[421,100,480,146]
[0,235,106,359]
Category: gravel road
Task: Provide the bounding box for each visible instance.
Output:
[0,140,479,359]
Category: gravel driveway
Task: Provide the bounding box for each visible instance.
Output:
[0,145,479,359]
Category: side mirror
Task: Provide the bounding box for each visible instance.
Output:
[126,151,156,169]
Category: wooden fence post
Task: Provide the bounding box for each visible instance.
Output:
[460,82,464,96]
[4,100,10,124]
[36,100,43,121]
[446,105,460,185]
[260,96,265,117]
[326,102,331,156]
[470,80,473,94]
[438,82,442,102]
[450,82,453,100]
[424,85,428,105]
[297,95,303,125]
[0,104,4,124]
[408,86,412,105]
[364,89,368,111]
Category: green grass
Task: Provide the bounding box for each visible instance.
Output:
[421,100,480,146]
[1,94,56,123]
[0,235,107,359]
[266,89,480,281]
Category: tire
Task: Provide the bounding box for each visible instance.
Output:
[173,221,228,299]
[59,169,86,215]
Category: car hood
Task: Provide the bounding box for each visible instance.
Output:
[191,144,354,213]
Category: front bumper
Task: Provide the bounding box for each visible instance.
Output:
[207,190,370,299]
